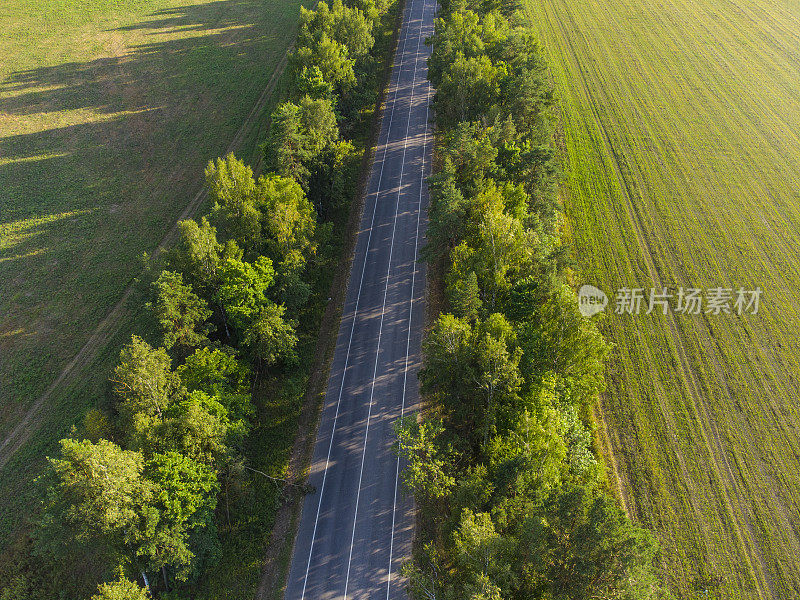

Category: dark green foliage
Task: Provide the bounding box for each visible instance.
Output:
[515,485,661,600]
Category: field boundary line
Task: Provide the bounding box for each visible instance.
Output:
[0,44,294,472]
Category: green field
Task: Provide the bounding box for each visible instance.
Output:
[0,0,310,541]
[524,0,800,597]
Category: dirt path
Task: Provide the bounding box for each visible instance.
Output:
[0,48,291,472]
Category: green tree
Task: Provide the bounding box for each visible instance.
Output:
[435,53,501,127]
[394,417,455,514]
[446,266,482,321]
[295,65,335,101]
[425,162,468,259]
[420,314,522,448]
[298,0,375,60]
[41,439,146,539]
[453,510,513,597]
[516,485,662,600]
[291,35,356,94]
[265,96,339,186]
[160,391,234,466]
[169,218,223,294]
[215,256,275,332]
[112,337,185,448]
[242,303,298,366]
[150,271,212,351]
[91,574,149,600]
[258,174,317,309]
[34,438,153,575]
[518,282,609,412]
[471,313,524,443]
[206,153,261,253]
[260,173,316,262]
[177,347,253,421]
[401,543,446,600]
[137,452,219,580]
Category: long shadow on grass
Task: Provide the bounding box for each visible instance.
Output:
[0,0,296,399]
[0,0,300,544]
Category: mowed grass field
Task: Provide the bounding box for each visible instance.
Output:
[0,0,311,541]
[524,0,800,597]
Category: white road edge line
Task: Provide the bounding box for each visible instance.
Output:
[385,0,432,595]
[298,0,417,596]
[342,0,427,596]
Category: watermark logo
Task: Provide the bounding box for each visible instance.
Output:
[577,285,762,317]
[578,284,609,317]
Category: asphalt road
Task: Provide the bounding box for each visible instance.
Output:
[283,0,435,598]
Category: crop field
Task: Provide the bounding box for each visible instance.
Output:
[524,0,800,597]
[0,0,311,542]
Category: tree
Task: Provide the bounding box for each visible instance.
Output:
[242,303,298,366]
[215,256,275,332]
[206,154,261,253]
[516,485,662,600]
[419,313,473,420]
[260,175,317,264]
[42,439,147,538]
[298,0,375,60]
[265,96,339,187]
[295,65,334,101]
[452,510,512,597]
[34,439,153,572]
[420,313,522,449]
[291,35,356,94]
[518,282,609,413]
[446,266,482,321]
[402,543,446,600]
[91,574,149,600]
[471,313,523,443]
[169,218,223,294]
[425,162,468,259]
[150,271,212,351]
[394,417,455,513]
[256,174,317,309]
[177,347,253,421]
[160,391,234,466]
[298,95,339,159]
[136,452,219,581]
[112,336,185,448]
[435,53,501,127]
[486,405,566,503]
[470,187,533,310]
[266,102,310,184]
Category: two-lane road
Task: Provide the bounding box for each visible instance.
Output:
[283,0,435,598]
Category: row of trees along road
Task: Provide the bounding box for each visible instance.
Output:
[4,1,396,599]
[395,1,672,599]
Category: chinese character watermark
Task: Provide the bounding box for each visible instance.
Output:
[578,285,761,317]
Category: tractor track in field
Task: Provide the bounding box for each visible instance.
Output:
[0,45,292,473]
[544,4,776,597]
